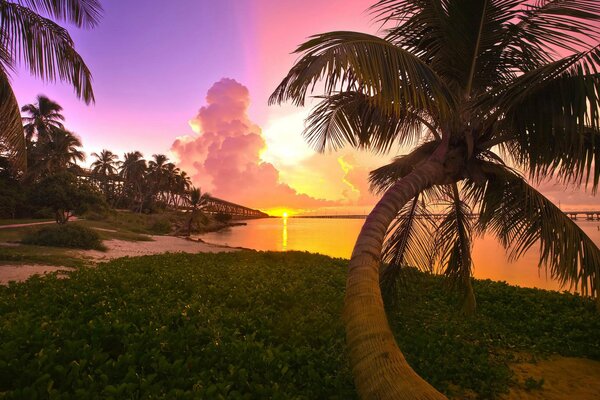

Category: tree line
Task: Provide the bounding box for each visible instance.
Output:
[0,95,209,220]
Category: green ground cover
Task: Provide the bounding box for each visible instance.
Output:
[0,251,598,399]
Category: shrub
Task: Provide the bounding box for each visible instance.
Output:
[214,212,232,224]
[149,218,171,234]
[22,223,105,250]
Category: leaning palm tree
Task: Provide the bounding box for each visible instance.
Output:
[21,95,65,146]
[0,0,102,170]
[271,1,600,398]
[90,149,118,198]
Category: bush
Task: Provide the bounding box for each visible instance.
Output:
[149,218,171,234]
[214,212,232,224]
[22,223,105,250]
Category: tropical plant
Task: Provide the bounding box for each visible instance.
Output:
[90,149,118,198]
[118,151,147,210]
[29,129,85,178]
[21,95,65,147]
[186,187,211,235]
[271,1,600,398]
[0,0,102,171]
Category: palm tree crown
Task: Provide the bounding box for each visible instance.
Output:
[0,0,102,170]
[271,1,600,398]
[21,95,65,145]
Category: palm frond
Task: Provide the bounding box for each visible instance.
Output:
[0,68,26,170]
[479,46,600,191]
[434,185,474,292]
[305,91,436,153]
[477,162,600,297]
[381,194,438,302]
[17,0,103,28]
[0,1,95,102]
[269,31,455,118]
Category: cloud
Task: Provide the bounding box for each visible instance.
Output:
[170,78,336,210]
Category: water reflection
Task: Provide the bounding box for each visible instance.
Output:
[282,216,288,251]
[199,218,600,291]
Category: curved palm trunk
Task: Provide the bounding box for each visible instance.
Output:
[344,159,448,400]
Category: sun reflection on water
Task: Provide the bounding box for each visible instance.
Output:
[282,215,288,251]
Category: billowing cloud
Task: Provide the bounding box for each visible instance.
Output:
[170,78,336,211]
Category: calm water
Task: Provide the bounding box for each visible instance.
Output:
[199,217,600,291]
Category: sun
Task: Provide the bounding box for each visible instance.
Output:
[282,212,289,218]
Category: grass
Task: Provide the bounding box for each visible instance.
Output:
[0,251,598,399]
[22,224,106,250]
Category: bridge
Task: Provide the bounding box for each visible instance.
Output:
[204,197,268,218]
[292,211,600,221]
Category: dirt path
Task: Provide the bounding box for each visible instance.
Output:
[0,221,55,229]
[504,357,600,399]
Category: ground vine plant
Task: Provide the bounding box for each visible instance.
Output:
[271,1,600,398]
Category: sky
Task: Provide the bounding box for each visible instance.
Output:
[10,0,599,215]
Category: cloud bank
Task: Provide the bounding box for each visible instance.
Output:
[170,78,336,210]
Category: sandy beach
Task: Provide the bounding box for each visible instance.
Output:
[0,235,237,284]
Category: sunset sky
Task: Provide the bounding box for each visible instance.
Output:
[10,0,598,214]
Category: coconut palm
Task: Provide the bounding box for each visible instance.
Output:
[90,149,118,198]
[0,0,102,171]
[271,1,600,398]
[148,154,169,202]
[30,129,85,177]
[119,151,147,211]
[21,95,65,148]
[186,187,211,236]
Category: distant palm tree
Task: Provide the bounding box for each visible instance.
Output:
[148,154,169,202]
[271,1,600,398]
[90,149,118,198]
[30,129,85,177]
[119,151,147,211]
[186,187,211,236]
[0,0,102,171]
[21,95,65,147]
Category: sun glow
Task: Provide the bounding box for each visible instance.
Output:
[282,212,289,218]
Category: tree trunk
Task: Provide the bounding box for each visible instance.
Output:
[344,159,448,400]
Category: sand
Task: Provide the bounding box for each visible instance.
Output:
[0,235,237,284]
[0,264,74,285]
[77,235,238,261]
[503,357,600,399]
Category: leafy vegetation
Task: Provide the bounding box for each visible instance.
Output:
[0,251,598,399]
[21,223,105,250]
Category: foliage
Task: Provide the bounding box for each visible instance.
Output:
[215,212,233,224]
[21,223,104,250]
[0,251,599,399]
[0,0,102,170]
[28,172,106,223]
[270,0,600,311]
[149,218,172,235]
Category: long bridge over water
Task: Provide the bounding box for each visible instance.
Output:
[292,211,600,221]
[204,197,268,218]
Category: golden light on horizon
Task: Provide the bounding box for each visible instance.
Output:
[282,211,289,218]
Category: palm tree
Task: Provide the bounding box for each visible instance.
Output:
[21,95,65,146]
[30,129,85,177]
[271,1,600,398]
[119,151,147,211]
[186,187,211,236]
[148,154,169,202]
[90,149,118,198]
[0,0,102,171]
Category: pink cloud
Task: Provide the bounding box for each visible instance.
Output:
[170,78,335,210]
